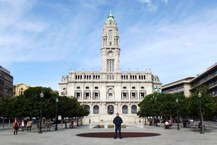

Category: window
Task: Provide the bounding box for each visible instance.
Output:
[76,92,81,100]
[76,86,80,89]
[140,91,146,99]
[141,86,144,89]
[93,105,99,114]
[131,92,137,99]
[95,86,98,89]
[86,93,89,97]
[132,86,135,89]
[107,105,114,115]
[123,86,127,89]
[107,59,114,72]
[107,88,114,100]
[140,92,145,99]
[108,30,112,40]
[122,92,128,99]
[123,92,127,97]
[131,105,137,114]
[84,92,90,100]
[122,105,128,114]
[86,86,89,89]
[95,92,98,97]
[93,92,99,100]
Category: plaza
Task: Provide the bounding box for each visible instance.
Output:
[1,122,217,145]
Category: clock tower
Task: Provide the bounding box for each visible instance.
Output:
[101,11,120,73]
[59,11,162,126]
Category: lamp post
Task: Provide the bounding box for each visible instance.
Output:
[154,96,158,127]
[55,98,59,131]
[198,92,204,134]
[176,98,180,130]
[38,92,44,134]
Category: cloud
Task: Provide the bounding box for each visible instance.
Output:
[1,0,217,88]
[138,0,158,12]
[137,0,169,12]
[0,0,110,65]
[119,5,217,84]
[0,0,50,63]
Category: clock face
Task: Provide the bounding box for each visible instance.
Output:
[107,51,113,57]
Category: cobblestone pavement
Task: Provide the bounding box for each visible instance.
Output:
[0,124,217,145]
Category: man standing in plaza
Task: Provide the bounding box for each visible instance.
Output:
[113,113,123,139]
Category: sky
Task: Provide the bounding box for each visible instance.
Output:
[1,0,217,91]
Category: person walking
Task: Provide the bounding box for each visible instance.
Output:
[26,120,32,132]
[113,113,123,139]
[12,120,19,135]
[21,120,25,131]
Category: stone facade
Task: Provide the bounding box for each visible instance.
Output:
[59,12,161,126]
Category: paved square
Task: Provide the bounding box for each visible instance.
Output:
[0,125,216,145]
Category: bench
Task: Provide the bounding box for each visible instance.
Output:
[191,123,208,132]
[42,122,53,131]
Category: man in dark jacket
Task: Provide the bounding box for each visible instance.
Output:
[113,113,123,139]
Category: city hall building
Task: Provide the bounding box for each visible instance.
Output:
[59,12,161,127]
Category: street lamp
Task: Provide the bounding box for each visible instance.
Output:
[176,98,180,130]
[38,92,44,134]
[154,96,158,127]
[55,98,59,131]
[198,92,204,134]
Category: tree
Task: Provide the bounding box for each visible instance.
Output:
[138,92,186,121]
[187,85,215,120]
[1,86,89,127]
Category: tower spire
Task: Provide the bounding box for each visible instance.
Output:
[109,10,112,16]
[101,12,120,73]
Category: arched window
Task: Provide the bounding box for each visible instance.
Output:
[131,105,137,114]
[107,88,114,100]
[122,105,128,114]
[93,105,99,114]
[107,105,114,115]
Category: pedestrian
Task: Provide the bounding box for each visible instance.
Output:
[26,120,32,132]
[113,113,123,139]
[164,120,170,129]
[21,120,25,131]
[12,119,19,135]
[70,120,74,128]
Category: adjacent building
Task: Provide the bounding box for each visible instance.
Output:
[162,63,217,97]
[13,83,30,97]
[59,12,161,126]
[162,77,194,97]
[190,63,217,97]
[0,65,13,98]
